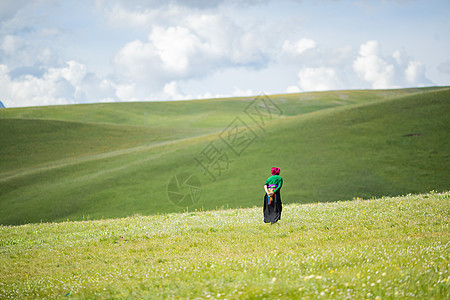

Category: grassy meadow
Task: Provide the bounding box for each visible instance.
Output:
[0,87,449,224]
[0,191,449,299]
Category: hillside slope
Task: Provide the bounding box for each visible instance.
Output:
[0,87,449,225]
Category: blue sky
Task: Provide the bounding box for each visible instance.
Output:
[0,0,449,107]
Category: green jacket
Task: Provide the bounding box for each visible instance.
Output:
[264,175,283,194]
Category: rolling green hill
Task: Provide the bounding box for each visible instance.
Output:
[0,87,449,225]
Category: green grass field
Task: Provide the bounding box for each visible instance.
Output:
[0,192,448,299]
[0,87,449,225]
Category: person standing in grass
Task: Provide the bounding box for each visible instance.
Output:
[263,167,283,224]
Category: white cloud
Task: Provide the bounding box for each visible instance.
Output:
[286,85,301,93]
[114,39,160,81]
[405,60,424,84]
[282,38,316,55]
[1,35,22,55]
[102,3,158,28]
[115,83,139,102]
[353,40,395,89]
[353,40,432,89]
[297,67,341,92]
[112,10,269,100]
[392,50,404,65]
[231,87,254,97]
[2,2,271,106]
[163,81,190,100]
[0,64,73,107]
[0,33,60,71]
[162,81,255,101]
[0,61,117,107]
[151,25,202,75]
[54,61,87,87]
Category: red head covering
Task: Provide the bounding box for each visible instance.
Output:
[271,167,280,175]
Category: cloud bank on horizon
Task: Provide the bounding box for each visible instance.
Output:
[0,0,449,107]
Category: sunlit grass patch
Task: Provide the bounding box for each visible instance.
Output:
[1,191,449,299]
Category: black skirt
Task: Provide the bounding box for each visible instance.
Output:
[263,192,282,223]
